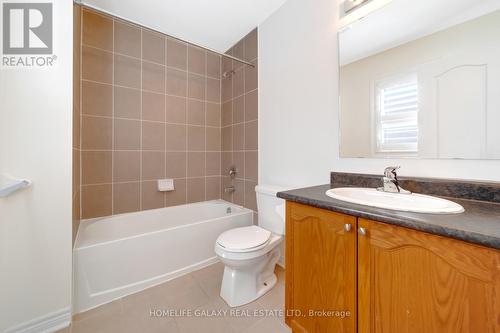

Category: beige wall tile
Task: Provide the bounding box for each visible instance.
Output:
[165,178,186,207]
[233,40,245,70]
[188,46,206,75]
[206,127,221,151]
[221,77,232,102]
[114,87,141,119]
[187,126,205,151]
[221,152,232,176]
[81,116,112,150]
[82,10,113,51]
[187,178,205,203]
[113,151,140,182]
[245,151,258,182]
[82,151,112,185]
[222,101,232,126]
[206,152,221,176]
[233,179,245,206]
[207,78,220,103]
[142,122,166,151]
[142,30,165,64]
[244,120,258,150]
[222,126,232,151]
[114,119,141,150]
[142,91,165,122]
[82,81,112,117]
[188,74,206,100]
[244,29,258,62]
[233,96,244,124]
[142,61,165,93]
[222,176,233,202]
[166,95,187,124]
[222,57,233,74]
[165,124,187,151]
[207,52,221,79]
[187,152,205,177]
[233,152,245,179]
[82,46,113,83]
[114,21,141,58]
[166,38,187,70]
[206,177,221,200]
[166,152,187,178]
[244,180,258,211]
[114,54,141,89]
[245,62,258,93]
[233,123,244,151]
[166,68,187,96]
[142,181,165,210]
[72,148,80,192]
[81,184,112,218]
[245,89,258,122]
[142,151,166,180]
[206,103,221,127]
[187,99,205,126]
[113,182,140,214]
[233,69,244,98]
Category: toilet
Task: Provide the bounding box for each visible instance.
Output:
[215,184,287,307]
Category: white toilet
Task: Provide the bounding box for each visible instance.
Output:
[215,184,286,307]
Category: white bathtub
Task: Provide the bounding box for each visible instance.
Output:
[73,200,253,313]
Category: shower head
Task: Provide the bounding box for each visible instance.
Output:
[222,70,235,79]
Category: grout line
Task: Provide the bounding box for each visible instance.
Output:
[242,39,246,208]
[204,49,207,201]
[79,7,84,221]
[82,78,222,104]
[82,42,222,80]
[139,28,143,211]
[185,42,189,204]
[80,113,222,128]
[111,19,115,215]
[164,33,168,208]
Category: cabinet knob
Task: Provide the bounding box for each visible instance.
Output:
[344,223,352,232]
[358,227,367,236]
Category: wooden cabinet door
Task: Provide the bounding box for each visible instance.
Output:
[358,218,500,333]
[285,202,357,333]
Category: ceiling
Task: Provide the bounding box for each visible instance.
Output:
[340,0,500,65]
[81,0,288,53]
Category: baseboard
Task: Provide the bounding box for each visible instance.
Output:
[3,308,71,333]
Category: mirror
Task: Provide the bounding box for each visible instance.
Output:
[339,0,500,159]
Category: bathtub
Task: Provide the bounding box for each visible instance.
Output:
[73,200,253,313]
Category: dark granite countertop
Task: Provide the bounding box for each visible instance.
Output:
[277,184,500,250]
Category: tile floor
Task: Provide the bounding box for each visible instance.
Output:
[58,263,290,333]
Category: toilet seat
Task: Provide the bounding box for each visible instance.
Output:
[216,225,271,253]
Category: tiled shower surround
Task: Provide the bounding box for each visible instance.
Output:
[77,8,258,219]
[221,29,259,212]
[79,9,223,218]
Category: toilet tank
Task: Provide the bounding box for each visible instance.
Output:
[255,185,288,235]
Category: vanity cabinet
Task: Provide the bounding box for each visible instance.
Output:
[285,202,357,333]
[285,202,500,333]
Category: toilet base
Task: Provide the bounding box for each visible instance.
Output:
[219,244,281,307]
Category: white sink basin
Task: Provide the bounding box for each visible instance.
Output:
[325,187,464,214]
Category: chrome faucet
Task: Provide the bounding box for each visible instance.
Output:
[377,166,411,194]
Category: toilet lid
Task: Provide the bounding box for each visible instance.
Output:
[217,225,271,251]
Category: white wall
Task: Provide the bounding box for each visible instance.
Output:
[259,0,338,188]
[259,0,500,187]
[0,0,73,332]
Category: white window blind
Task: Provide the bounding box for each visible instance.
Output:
[375,75,419,153]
